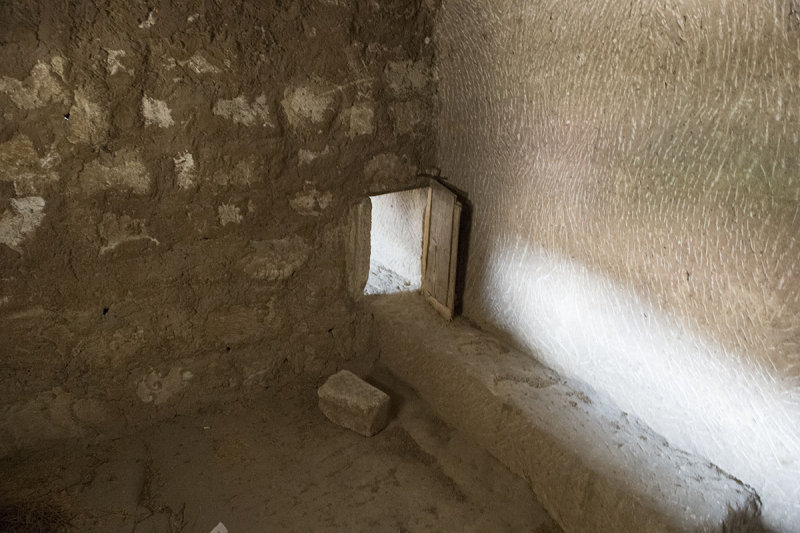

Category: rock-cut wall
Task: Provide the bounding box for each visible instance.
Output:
[0,0,436,454]
[436,0,800,529]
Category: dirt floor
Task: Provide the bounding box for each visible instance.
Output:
[0,366,559,533]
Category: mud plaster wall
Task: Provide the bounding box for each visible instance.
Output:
[436,1,800,529]
[0,0,436,454]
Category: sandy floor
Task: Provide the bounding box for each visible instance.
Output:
[0,367,559,532]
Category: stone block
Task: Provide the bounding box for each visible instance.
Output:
[77,149,150,195]
[318,370,391,437]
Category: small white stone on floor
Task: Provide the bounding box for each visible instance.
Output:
[318,370,391,437]
[209,522,228,533]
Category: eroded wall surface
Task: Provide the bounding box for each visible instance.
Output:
[0,0,435,453]
[436,1,800,529]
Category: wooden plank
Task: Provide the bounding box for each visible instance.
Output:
[424,292,453,321]
[447,201,462,310]
[421,186,432,282]
[421,180,460,320]
[423,181,455,304]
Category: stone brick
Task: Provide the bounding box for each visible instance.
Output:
[317,370,390,437]
[281,85,336,130]
[77,150,150,195]
[213,94,272,127]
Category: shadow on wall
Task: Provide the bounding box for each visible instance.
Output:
[722,501,773,533]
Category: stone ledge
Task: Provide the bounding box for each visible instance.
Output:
[369,293,762,533]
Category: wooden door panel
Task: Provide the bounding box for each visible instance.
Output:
[422,180,461,320]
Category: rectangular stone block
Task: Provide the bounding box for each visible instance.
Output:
[318,370,391,437]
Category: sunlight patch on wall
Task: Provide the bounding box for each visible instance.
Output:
[481,242,800,525]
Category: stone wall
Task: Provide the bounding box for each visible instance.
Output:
[0,0,436,453]
[435,1,800,529]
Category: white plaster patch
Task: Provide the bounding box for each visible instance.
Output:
[141,95,174,128]
[319,0,353,6]
[136,367,190,405]
[212,94,272,126]
[39,147,60,170]
[281,86,335,129]
[0,58,68,110]
[68,89,110,144]
[242,236,311,281]
[99,213,159,254]
[5,307,47,320]
[347,102,375,138]
[298,146,331,165]
[290,185,333,216]
[179,53,221,74]
[0,134,60,195]
[0,134,38,171]
[78,150,150,195]
[49,56,66,78]
[105,49,133,76]
[174,151,196,189]
[138,9,156,29]
[0,197,46,252]
[218,203,242,226]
